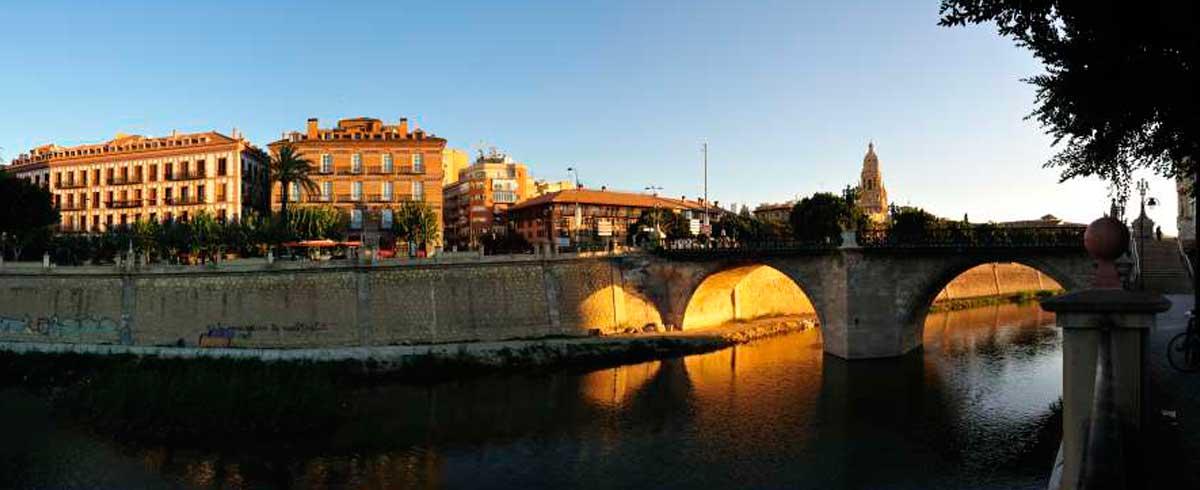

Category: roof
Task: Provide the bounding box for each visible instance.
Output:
[9,131,249,167]
[509,188,709,212]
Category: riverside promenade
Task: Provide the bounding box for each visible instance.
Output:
[1147,294,1200,488]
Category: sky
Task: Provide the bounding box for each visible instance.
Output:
[0,0,1181,232]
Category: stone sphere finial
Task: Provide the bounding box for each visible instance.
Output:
[1084,216,1128,288]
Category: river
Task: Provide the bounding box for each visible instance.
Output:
[0,302,1062,489]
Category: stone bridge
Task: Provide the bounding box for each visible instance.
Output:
[624,244,1094,359]
[0,227,1094,360]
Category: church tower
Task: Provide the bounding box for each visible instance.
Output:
[856,142,889,223]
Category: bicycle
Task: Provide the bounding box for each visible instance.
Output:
[1168,309,1200,373]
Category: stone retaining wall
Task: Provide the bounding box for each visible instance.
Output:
[0,256,664,349]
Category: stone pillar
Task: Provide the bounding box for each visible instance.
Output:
[1040,289,1168,489]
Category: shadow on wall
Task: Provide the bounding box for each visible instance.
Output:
[682,265,817,330]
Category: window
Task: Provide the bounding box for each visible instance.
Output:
[181,186,190,202]
[149,164,158,182]
[217,183,227,202]
[218,209,227,223]
[93,192,100,208]
[165,187,173,202]
[106,168,114,184]
[412,181,424,201]
[150,188,157,205]
[382,181,393,201]
[381,209,393,230]
[382,153,393,173]
[350,209,363,229]
[351,153,362,173]
[321,154,332,173]
[321,181,332,199]
[149,213,156,223]
[290,182,300,201]
[165,163,174,180]
[134,166,143,182]
[197,184,205,203]
[412,153,424,172]
[351,181,363,200]
[218,158,227,176]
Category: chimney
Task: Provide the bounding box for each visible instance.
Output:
[601,185,606,191]
[306,118,318,139]
[398,118,409,136]
[171,129,178,138]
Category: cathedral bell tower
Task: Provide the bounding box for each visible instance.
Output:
[857,142,889,224]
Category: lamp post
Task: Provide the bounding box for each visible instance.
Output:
[567,166,581,248]
[645,185,663,246]
[1135,178,1159,290]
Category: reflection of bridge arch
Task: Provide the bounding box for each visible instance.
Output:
[680,263,819,331]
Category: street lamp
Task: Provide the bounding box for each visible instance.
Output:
[645,185,663,246]
[566,166,581,248]
[1135,178,1159,290]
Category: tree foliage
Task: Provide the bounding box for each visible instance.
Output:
[0,170,60,260]
[393,201,440,250]
[628,208,691,244]
[789,193,862,243]
[711,213,789,241]
[269,143,319,216]
[939,1,1200,197]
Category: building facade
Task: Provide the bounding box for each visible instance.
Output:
[507,188,711,247]
[856,142,889,224]
[753,201,794,223]
[441,148,470,187]
[442,149,536,250]
[1178,171,1196,249]
[268,117,446,248]
[6,131,269,232]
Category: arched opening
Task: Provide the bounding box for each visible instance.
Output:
[916,262,1067,347]
[681,264,819,331]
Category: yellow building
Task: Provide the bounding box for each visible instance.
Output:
[442,148,537,249]
[7,130,270,232]
[268,117,446,248]
[441,148,470,187]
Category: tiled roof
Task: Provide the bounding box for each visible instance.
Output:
[509,188,708,212]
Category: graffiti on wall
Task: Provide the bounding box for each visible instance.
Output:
[0,314,132,344]
[197,321,333,348]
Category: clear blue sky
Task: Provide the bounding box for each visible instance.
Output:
[0,0,1180,232]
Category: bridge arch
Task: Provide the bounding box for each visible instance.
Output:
[677,261,825,333]
[896,254,1087,352]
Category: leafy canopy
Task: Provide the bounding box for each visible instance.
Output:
[939,1,1200,197]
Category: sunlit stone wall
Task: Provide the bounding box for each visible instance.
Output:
[681,265,816,330]
[934,263,1061,303]
[0,257,665,349]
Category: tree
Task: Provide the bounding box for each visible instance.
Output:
[889,205,938,238]
[0,170,60,261]
[628,208,690,244]
[789,192,855,244]
[939,1,1200,197]
[394,201,440,253]
[269,143,319,216]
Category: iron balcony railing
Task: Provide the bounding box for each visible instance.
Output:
[106,199,143,209]
[166,170,207,181]
[57,180,89,190]
[367,166,395,175]
[164,196,206,206]
[857,225,1086,250]
[338,193,363,202]
[398,165,424,174]
[59,202,88,211]
[336,166,363,175]
[107,176,144,186]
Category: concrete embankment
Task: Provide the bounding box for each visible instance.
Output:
[0,316,817,374]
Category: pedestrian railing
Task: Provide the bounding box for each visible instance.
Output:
[857,225,1086,249]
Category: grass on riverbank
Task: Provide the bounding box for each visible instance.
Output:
[929,289,1062,313]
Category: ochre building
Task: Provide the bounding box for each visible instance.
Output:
[442,149,535,250]
[6,131,270,232]
[268,117,446,246]
[508,187,711,247]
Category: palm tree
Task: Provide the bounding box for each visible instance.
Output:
[269,143,319,217]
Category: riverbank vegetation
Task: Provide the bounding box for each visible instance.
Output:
[929,289,1062,313]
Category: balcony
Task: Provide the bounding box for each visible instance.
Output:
[397,165,425,174]
[166,170,207,181]
[57,181,89,190]
[337,193,363,203]
[164,196,206,206]
[317,166,335,175]
[107,176,144,186]
[59,202,88,211]
[367,166,395,175]
[106,199,143,209]
[335,166,363,175]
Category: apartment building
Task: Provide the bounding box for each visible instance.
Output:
[442,148,535,249]
[268,117,446,246]
[6,130,269,232]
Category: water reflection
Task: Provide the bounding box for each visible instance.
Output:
[1,302,1061,490]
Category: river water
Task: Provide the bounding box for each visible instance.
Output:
[0,302,1062,490]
